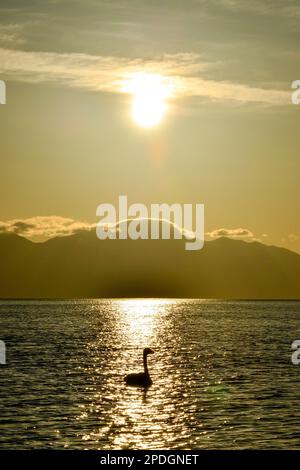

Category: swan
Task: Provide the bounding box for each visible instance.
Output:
[124,348,154,387]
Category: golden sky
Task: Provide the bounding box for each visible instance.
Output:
[0,0,299,252]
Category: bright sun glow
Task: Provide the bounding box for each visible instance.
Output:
[123,73,172,128]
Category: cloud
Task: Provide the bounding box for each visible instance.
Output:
[206,227,255,240]
[0,215,199,243]
[0,216,95,241]
[218,0,300,19]
[0,218,289,249]
[110,217,195,239]
[0,47,289,105]
[0,24,25,46]
[288,234,300,242]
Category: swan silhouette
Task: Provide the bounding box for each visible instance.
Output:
[124,348,154,387]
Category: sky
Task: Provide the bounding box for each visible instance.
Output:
[0,0,299,252]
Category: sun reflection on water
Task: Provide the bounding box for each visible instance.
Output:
[116,299,172,347]
[79,299,192,449]
[99,299,192,449]
[74,299,231,449]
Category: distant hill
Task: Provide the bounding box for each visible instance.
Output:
[0,230,300,299]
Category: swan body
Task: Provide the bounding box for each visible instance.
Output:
[124,348,154,387]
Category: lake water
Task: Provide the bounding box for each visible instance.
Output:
[1,299,300,449]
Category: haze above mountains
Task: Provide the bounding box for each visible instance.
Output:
[0,229,299,299]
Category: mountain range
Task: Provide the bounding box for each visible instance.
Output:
[0,230,300,299]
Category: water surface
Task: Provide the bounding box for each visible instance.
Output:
[0,299,300,449]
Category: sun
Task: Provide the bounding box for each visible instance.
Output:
[132,91,166,128]
[123,73,172,128]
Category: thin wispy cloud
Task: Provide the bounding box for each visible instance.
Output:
[0,24,24,46]
[0,217,261,246]
[2,218,297,252]
[0,216,95,241]
[206,227,255,240]
[218,0,300,19]
[288,234,300,242]
[0,216,194,242]
[0,47,289,105]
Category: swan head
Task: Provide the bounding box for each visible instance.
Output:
[144,347,154,356]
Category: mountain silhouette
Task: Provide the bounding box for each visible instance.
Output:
[0,230,300,299]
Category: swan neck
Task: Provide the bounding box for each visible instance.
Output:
[143,351,148,374]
